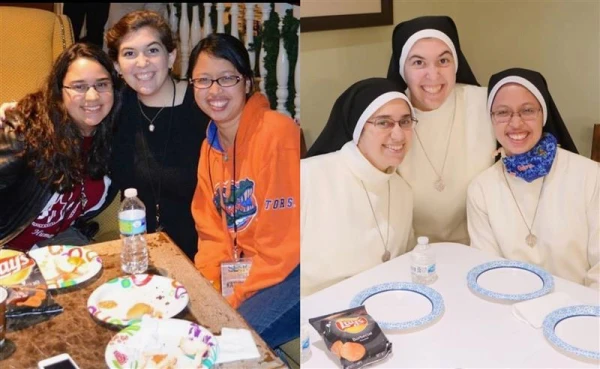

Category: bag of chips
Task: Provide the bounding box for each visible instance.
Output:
[0,249,63,318]
[309,306,392,369]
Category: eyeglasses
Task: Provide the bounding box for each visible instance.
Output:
[366,117,418,131]
[189,75,243,89]
[491,107,541,124]
[62,81,113,95]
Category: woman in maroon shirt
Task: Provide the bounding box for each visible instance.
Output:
[0,43,121,251]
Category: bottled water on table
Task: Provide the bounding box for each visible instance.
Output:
[411,236,438,284]
[119,188,148,274]
[300,322,312,363]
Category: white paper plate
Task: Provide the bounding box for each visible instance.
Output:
[543,305,600,362]
[105,317,219,369]
[467,260,554,302]
[87,274,189,326]
[349,282,445,331]
[28,245,102,289]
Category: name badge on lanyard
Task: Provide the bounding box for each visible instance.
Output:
[220,258,252,298]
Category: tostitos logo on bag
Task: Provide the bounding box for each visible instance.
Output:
[0,250,35,285]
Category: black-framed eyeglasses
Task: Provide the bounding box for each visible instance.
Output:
[189,75,243,89]
[62,81,113,95]
[491,107,541,124]
[366,117,418,131]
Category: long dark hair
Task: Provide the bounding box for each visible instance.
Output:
[6,43,122,192]
[187,33,255,98]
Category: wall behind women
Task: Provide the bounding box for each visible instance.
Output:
[301,0,600,157]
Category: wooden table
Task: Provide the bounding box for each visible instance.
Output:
[3,232,286,369]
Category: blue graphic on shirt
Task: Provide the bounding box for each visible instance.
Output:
[213,178,257,231]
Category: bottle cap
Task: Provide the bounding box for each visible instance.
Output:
[417,236,429,245]
[124,188,138,198]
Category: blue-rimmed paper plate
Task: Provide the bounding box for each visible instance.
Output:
[542,305,600,362]
[467,260,554,302]
[349,282,445,331]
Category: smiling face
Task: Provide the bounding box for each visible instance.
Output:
[191,52,250,127]
[115,26,176,97]
[403,38,456,111]
[491,83,544,156]
[357,98,413,172]
[62,58,114,137]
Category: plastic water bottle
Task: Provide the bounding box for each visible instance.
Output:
[411,236,437,284]
[119,188,148,274]
[300,322,312,363]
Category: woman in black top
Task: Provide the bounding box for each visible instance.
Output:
[106,10,209,259]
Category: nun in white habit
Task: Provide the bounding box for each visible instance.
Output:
[302,78,415,297]
[386,15,497,245]
[467,67,598,288]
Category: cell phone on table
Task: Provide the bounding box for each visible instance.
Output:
[37,353,81,369]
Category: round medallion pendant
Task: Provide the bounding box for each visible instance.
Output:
[526,233,537,247]
[434,178,445,192]
[382,250,391,262]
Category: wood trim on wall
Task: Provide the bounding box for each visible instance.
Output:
[592,124,600,163]
[302,0,393,33]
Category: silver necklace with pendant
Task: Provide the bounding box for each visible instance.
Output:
[138,98,166,132]
[361,180,391,262]
[502,167,545,247]
[138,77,176,231]
[413,94,457,192]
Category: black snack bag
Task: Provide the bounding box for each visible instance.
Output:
[0,250,63,318]
[309,306,392,369]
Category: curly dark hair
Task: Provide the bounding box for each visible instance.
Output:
[6,43,122,192]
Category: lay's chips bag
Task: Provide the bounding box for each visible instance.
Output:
[309,306,392,369]
[0,249,62,318]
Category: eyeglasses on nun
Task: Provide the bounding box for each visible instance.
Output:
[366,116,418,131]
[491,107,541,124]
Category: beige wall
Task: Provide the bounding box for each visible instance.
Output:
[301,0,600,157]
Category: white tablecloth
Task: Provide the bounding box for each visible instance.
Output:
[301,243,600,368]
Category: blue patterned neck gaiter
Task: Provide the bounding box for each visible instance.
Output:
[502,133,558,182]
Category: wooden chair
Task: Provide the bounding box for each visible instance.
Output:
[0,6,74,102]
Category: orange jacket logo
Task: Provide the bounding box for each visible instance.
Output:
[335,316,368,333]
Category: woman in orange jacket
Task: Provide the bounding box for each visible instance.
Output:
[188,33,300,353]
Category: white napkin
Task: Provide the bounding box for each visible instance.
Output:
[215,327,261,364]
[512,292,582,329]
[126,317,163,360]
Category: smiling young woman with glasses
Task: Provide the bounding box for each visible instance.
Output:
[186,33,300,358]
[467,68,597,289]
[0,43,121,251]
[302,78,416,297]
